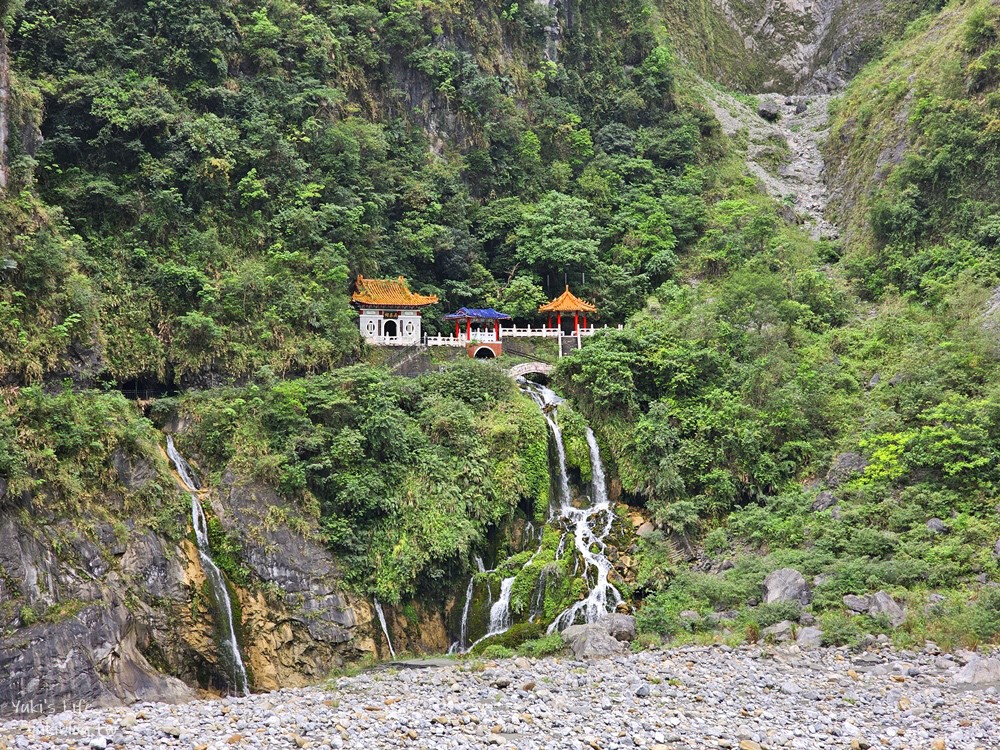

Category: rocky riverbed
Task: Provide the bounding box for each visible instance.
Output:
[3,644,999,750]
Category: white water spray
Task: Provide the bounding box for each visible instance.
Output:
[519,381,622,633]
[468,576,515,650]
[165,436,249,696]
[545,426,622,631]
[373,597,396,659]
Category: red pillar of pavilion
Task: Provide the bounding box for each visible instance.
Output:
[494,320,500,340]
[466,317,471,341]
[574,312,579,334]
[583,314,588,329]
[455,321,460,339]
[557,313,562,332]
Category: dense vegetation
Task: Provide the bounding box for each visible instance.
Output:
[1,0,714,386]
[2,0,1000,653]
[555,0,1000,648]
[166,362,548,602]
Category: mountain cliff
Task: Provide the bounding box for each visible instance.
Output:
[1,0,999,711]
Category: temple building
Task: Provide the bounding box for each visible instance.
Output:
[538,285,597,335]
[352,275,438,345]
[442,307,512,342]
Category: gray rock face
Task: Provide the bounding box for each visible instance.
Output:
[562,626,625,659]
[0,601,194,716]
[711,0,896,93]
[601,614,637,642]
[867,591,906,627]
[925,518,949,534]
[811,491,837,511]
[796,626,824,649]
[953,656,1000,686]
[993,538,1000,559]
[762,620,795,643]
[826,452,867,487]
[757,100,781,121]
[763,568,810,605]
[0,457,386,714]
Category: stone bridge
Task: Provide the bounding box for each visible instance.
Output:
[506,361,555,379]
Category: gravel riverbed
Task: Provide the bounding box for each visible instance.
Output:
[3,645,998,750]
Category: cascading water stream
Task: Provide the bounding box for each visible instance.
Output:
[452,381,623,648]
[519,381,621,633]
[373,598,397,659]
[165,436,249,696]
[545,426,622,632]
[468,576,516,650]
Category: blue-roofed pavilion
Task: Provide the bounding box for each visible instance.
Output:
[443,307,512,341]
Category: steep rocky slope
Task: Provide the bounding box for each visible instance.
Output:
[0,437,413,714]
[662,0,945,92]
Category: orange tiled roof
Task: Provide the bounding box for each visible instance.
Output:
[352,275,439,308]
[538,285,597,313]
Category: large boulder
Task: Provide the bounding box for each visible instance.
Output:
[843,594,871,613]
[562,625,625,659]
[762,620,794,643]
[953,656,1000,686]
[763,568,810,605]
[867,591,906,627]
[925,518,949,534]
[757,100,780,122]
[825,452,867,488]
[601,614,637,642]
[796,626,824,649]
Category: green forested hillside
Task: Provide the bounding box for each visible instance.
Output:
[2,0,1000,671]
[2,0,712,387]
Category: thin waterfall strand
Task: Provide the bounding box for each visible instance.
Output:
[165,436,249,696]
[449,574,477,654]
[373,598,396,659]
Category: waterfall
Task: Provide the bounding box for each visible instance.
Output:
[468,576,515,650]
[373,598,397,659]
[555,531,568,560]
[546,426,622,632]
[534,0,561,62]
[518,380,622,633]
[475,555,486,573]
[450,573,477,654]
[165,436,249,696]
[522,381,571,511]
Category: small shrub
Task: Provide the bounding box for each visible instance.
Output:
[738,601,801,630]
[517,634,566,657]
[19,605,37,626]
[819,612,865,647]
[480,644,515,660]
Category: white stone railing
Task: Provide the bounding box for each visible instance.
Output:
[424,324,621,347]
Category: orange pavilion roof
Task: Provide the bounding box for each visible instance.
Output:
[538,285,596,313]
[352,275,439,308]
